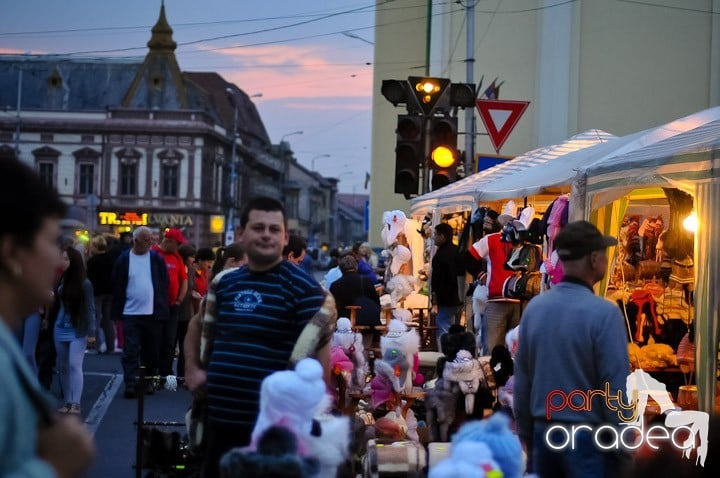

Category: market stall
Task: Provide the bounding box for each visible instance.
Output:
[583,110,720,414]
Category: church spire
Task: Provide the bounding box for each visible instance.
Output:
[147,0,176,52]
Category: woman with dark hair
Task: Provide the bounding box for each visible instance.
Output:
[177,243,197,378]
[210,243,246,278]
[0,157,95,476]
[52,246,96,415]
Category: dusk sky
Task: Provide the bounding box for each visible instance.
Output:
[0,0,376,194]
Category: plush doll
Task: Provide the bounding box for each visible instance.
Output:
[219,425,320,478]
[442,350,485,415]
[429,441,503,478]
[332,317,368,391]
[380,320,421,393]
[249,358,351,478]
[424,377,459,442]
[369,359,403,409]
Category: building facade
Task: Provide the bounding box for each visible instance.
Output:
[369,0,720,246]
[0,4,337,247]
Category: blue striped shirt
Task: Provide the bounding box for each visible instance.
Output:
[206,261,324,425]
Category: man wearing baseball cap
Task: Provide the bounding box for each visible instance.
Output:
[514,221,631,477]
[152,228,189,379]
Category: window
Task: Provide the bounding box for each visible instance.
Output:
[161,164,179,197]
[78,163,94,195]
[38,162,54,188]
[286,193,299,219]
[120,163,137,196]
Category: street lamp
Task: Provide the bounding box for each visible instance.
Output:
[311,154,331,172]
[280,130,303,144]
[225,87,240,241]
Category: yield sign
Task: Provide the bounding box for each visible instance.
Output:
[476,99,530,153]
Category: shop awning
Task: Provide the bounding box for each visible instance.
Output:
[586,108,720,209]
[409,129,614,217]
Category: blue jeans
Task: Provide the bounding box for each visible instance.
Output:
[54,336,87,405]
[435,306,456,351]
[121,315,162,387]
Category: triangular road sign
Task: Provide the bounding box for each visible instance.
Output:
[476,99,530,153]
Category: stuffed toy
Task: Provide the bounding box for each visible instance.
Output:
[429,441,503,478]
[451,414,524,478]
[219,425,320,478]
[331,317,368,391]
[369,359,403,409]
[424,377,458,442]
[442,350,485,415]
[386,273,420,306]
[330,345,354,400]
[381,320,421,393]
[249,358,351,478]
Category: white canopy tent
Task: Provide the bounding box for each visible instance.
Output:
[409,129,614,217]
[584,108,720,414]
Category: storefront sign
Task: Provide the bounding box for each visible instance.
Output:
[210,215,225,233]
[99,211,193,227]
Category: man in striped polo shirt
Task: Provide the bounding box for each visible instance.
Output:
[190,196,335,478]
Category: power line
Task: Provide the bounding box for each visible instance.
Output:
[0,0,433,40]
[616,0,720,14]
[40,6,463,58]
[0,2,380,37]
[24,2,380,56]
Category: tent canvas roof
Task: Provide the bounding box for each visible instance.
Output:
[474,106,720,204]
[410,129,614,216]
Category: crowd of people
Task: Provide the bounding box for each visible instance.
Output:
[3,154,720,478]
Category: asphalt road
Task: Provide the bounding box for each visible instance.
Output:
[51,352,193,478]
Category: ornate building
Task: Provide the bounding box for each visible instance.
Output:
[0,4,336,247]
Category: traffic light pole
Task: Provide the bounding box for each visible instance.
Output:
[422,115,432,194]
[464,0,476,177]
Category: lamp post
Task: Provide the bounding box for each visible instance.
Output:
[280,130,303,144]
[311,154,331,172]
[225,87,239,243]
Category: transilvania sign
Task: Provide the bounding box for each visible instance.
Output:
[98,211,193,227]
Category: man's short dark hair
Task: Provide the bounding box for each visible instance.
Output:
[283,235,307,259]
[240,196,286,228]
[435,223,454,241]
[0,157,66,248]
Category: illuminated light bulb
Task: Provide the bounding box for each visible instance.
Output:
[431,146,455,168]
[683,211,698,233]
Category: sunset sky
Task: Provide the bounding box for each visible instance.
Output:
[0,0,375,193]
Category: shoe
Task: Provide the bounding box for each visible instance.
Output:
[67,404,81,415]
[99,342,107,354]
[124,387,138,399]
[57,404,71,414]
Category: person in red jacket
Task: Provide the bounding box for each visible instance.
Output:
[152,228,188,378]
[471,212,519,354]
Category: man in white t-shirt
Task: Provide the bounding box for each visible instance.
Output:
[111,226,169,398]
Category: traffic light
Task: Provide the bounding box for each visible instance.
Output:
[408,76,451,115]
[394,114,423,197]
[430,116,459,191]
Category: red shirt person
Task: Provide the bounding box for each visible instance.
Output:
[152,228,188,377]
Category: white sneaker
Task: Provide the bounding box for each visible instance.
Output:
[99,342,107,354]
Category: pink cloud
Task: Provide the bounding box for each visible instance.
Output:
[0,47,38,54]
[282,101,370,111]
[194,43,372,100]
